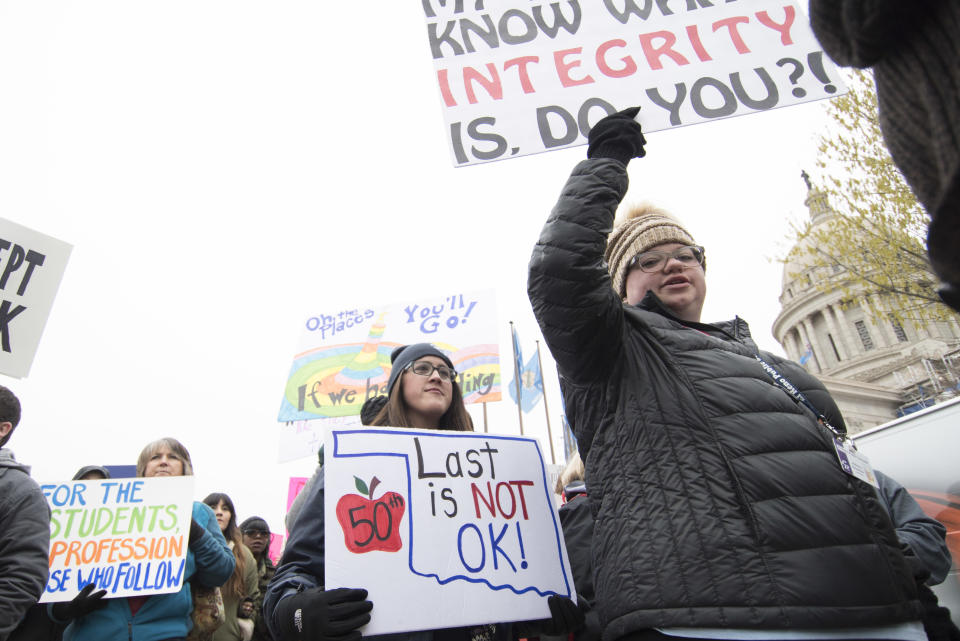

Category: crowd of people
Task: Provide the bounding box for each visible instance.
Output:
[1,273,956,641]
[2,8,960,636]
[0,412,281,641]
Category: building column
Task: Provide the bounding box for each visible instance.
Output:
[831,304,860,357]
[786,328,803,362]
[820,305,850,361]
[800,318,825,373]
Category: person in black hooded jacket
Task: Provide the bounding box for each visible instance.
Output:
[527,108,923,641]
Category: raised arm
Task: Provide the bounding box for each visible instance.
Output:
[528,108,647,384]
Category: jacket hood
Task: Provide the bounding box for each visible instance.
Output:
[0,448,31,475]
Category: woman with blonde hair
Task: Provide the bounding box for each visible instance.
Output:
[55,437,235,641]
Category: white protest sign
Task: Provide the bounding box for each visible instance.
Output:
[421,0,845,166]
[39,476,195,602]
[0,218,72,378]
[324,428,574,635]
[279,290,500,422]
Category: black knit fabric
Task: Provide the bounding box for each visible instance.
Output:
[809,1,960,306]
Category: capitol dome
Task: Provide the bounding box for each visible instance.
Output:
[772,176,960,432]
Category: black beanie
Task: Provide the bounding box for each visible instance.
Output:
[386,343,454,397]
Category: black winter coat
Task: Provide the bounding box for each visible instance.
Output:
[528,158,920,640]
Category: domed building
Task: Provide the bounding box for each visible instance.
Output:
[772,176,960,434]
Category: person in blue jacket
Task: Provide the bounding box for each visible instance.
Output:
[52,437,235,641]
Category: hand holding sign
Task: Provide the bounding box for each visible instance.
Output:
[50,583,108,623]
[274,587,372,641]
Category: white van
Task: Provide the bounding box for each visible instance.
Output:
[854,396,960,625]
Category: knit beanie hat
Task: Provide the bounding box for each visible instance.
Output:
[239,516,270,534]
[605,204,701,298]
[386,343,455,397]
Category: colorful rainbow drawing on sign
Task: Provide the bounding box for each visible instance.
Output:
[280,314,500,421]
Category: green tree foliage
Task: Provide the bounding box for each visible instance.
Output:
[786,69,951,325]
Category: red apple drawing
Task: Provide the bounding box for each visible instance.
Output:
[335,475,406,553]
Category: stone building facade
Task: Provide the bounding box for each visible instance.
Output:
[772,183,960,434]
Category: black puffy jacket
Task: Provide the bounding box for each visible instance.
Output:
[528,158,920,639]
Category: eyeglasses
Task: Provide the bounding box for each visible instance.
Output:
[243,530,270,538]
[406,360,458,382]
[628,245,705,273]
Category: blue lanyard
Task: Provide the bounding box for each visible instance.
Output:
[753,355,844,438]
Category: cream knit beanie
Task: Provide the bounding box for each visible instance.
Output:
[605,204,701,297]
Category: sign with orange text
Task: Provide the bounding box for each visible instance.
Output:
[39,476,194,602]
[423,0,845,166]
[324,428,574,635]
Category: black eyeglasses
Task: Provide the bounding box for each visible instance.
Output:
[243,530,270,538]
[628,245,705,273]
[407,360,458,382]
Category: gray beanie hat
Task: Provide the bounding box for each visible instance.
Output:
[387,343,454,397]
[605,204,702,298]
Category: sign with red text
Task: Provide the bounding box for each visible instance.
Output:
[278,290,500,423]
[39,476,194,602]
[0,218,72,378]
[324,428,574,635]
[423,0,844,166]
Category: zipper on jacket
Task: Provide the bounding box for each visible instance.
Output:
[128,621,132,641]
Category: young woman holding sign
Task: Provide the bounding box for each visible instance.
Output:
[202,492,259,641]
[55,438,235,641]
[263,343,583,641]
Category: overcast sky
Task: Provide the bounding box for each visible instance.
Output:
[1,1,834,533]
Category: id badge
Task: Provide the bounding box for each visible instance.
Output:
[833,436,878,487]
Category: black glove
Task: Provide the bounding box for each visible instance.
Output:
[188,517,207,546]
[51,583,108,622]
[587,106,646,166]
[275,587,372,641]
[525,595,586,636]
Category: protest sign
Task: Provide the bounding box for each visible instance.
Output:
[0,218,72,378]
[39,476,194,602]
[278,417,350,463]
[278,290,500,422]
[421,0,845,166]
[287,476,309,512]
[269,533,284,565]
[324,427,573,635]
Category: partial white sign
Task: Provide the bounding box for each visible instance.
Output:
[0,218,72,378]
[39,476,195,602]
[422,0,845,166]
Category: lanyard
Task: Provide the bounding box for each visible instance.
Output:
[753,354,844,439]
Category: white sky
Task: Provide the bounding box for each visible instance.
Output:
[2,1,832,534]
